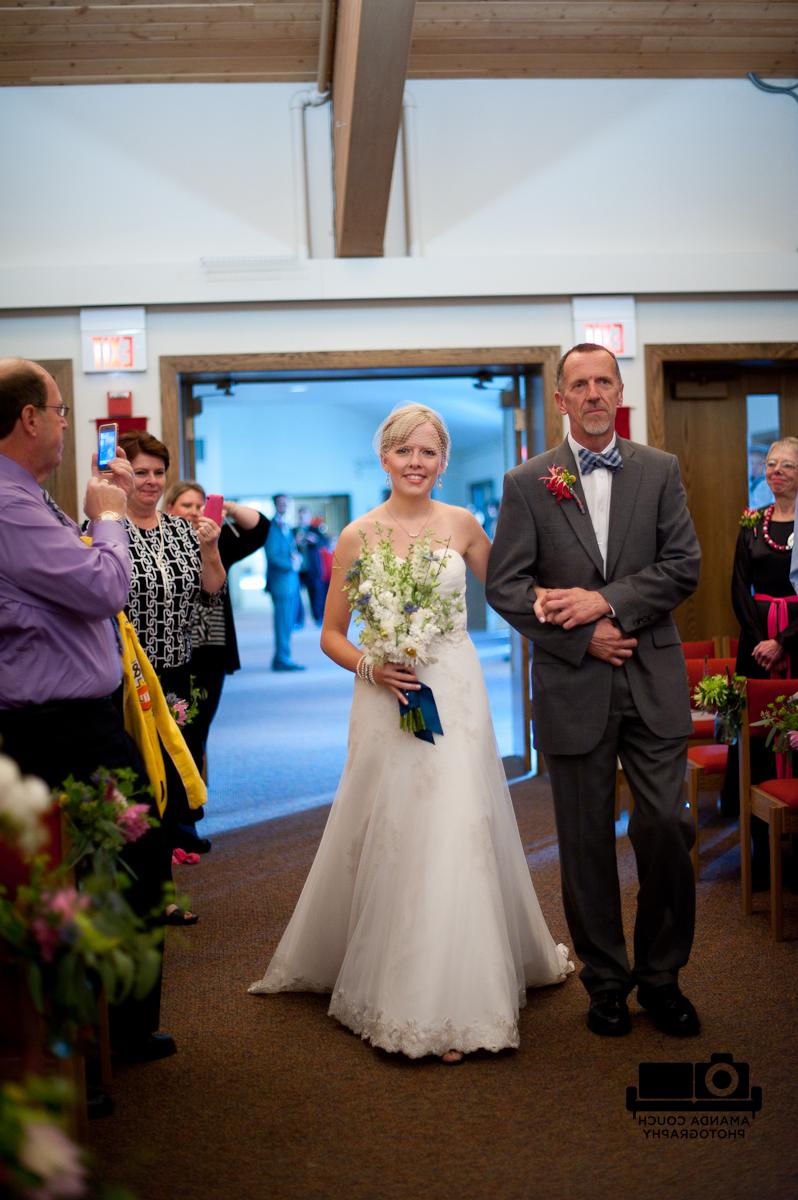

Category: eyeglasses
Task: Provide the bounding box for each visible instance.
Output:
[40,404,70,418]
[765,460,798,471]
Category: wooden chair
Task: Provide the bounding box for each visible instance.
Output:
[739,678,798,940]
[683,658,737,875]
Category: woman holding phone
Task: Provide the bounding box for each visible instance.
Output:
[164,480,270,778]
[117,431,225,868]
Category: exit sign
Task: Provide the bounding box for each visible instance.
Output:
[572,297,636,359]
[81,307,147,373]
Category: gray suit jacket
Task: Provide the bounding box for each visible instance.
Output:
[486,437,700,756]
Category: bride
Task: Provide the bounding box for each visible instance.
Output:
[249,404,572,1061]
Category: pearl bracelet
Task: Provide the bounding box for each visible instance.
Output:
[356,654,375,685]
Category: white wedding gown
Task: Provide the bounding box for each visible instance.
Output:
[249,550,572,1056]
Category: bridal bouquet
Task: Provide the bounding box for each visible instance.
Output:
[345,528,463,740]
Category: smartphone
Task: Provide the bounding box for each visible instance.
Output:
[203,493,224,525]
[97,422,118,472]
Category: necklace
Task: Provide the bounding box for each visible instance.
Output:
[128,513,173,599]
[761,504,795,552]
[385,502,434,540]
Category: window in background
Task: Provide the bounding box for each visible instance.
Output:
[746,393,780,508]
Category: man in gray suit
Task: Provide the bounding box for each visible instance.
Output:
[486,344,701,1038]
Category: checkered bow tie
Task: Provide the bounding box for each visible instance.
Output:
[578,446,623,475]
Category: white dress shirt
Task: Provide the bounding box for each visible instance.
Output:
[568,431,618,575]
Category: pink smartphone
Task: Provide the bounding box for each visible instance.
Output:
[203,493,224,524]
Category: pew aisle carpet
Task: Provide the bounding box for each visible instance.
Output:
[89,776,797,1200]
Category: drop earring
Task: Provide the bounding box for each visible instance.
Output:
[385,472,391,488]
[437,475,444,489]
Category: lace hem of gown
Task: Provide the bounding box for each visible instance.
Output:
[249,945,575,1058]
[328,988,521,1058]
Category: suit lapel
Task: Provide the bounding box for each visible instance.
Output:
[554,441,605,578]
[605,438,642,579]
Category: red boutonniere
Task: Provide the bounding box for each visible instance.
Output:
[540,465,585,513]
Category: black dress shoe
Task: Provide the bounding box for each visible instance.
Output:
[87,1087,114,1118]
[638,985,701,1037]
[587,991,631,1037]
[174,824,212,854]
[114,1032,177,1062]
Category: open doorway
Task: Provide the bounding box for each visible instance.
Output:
[159,349,560,831]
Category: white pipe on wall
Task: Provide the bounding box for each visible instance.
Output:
[290,89,330,260]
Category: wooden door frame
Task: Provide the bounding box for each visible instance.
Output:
[159,346,563,481]
[646,342,798,450]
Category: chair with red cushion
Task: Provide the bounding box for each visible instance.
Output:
[740,678,798,940]
[681,639,717,659]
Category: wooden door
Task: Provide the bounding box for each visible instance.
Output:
[664,364,798,642]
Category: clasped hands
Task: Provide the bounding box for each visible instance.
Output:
[752,638,785,673]
[534,586,637,667]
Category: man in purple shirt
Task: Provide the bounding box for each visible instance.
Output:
[0,357,176,1067]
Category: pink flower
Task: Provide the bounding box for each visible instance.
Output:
[788,731,798,752]
[19,1119,88,1199]
[540,465,585,513]
[30,918,60,963]
[115,802,151,843]
[171,699,189,726]
[47,888,89,923]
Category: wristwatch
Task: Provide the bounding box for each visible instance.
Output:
[94,511,125,523]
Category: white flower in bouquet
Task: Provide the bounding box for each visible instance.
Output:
[345,526,463,667]
[0,752,52,855]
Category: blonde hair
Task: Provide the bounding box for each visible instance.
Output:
[164,479,205,508]
[374,404,450,469]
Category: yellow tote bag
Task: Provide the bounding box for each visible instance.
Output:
[117,611,207,818]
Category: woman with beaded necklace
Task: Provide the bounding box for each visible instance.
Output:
[732,436,798,681]
[723,437,798,858]
[249,403,572,1063]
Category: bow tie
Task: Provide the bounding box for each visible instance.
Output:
[578,446,623,475]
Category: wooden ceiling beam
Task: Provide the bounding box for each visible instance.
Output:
[332,0,416,258]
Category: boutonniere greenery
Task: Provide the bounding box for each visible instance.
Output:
[739,507,763,535]
[540,465,585,513]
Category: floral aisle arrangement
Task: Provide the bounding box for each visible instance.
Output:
[752,691,798,754]
[0,1075,134,1200]
[0,755,52,857]
[56,768,153,874]
[0,758,165,1046]
[344,528,463,741]
[691,672,747,745]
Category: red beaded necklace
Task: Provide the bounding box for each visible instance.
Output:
[761,504,794,552]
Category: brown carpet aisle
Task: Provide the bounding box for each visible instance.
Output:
[90,778,798,1200]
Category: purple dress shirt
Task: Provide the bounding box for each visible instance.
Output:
[0,453,131,708]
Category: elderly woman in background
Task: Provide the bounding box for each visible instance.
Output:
[118,432,225,869]
[732,436,798,679]
[164,480,270,779]
[725,436,798,876]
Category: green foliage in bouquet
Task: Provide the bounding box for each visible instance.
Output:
[752,691,798,754]
[56,767,155,875]
[691,672,747,745]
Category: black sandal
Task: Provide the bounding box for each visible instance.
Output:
[164,905,199,926]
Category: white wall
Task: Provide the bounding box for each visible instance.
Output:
[2,294,797,501]
[1,78,796,307]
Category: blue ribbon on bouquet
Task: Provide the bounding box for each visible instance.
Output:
[398,682,443,744]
